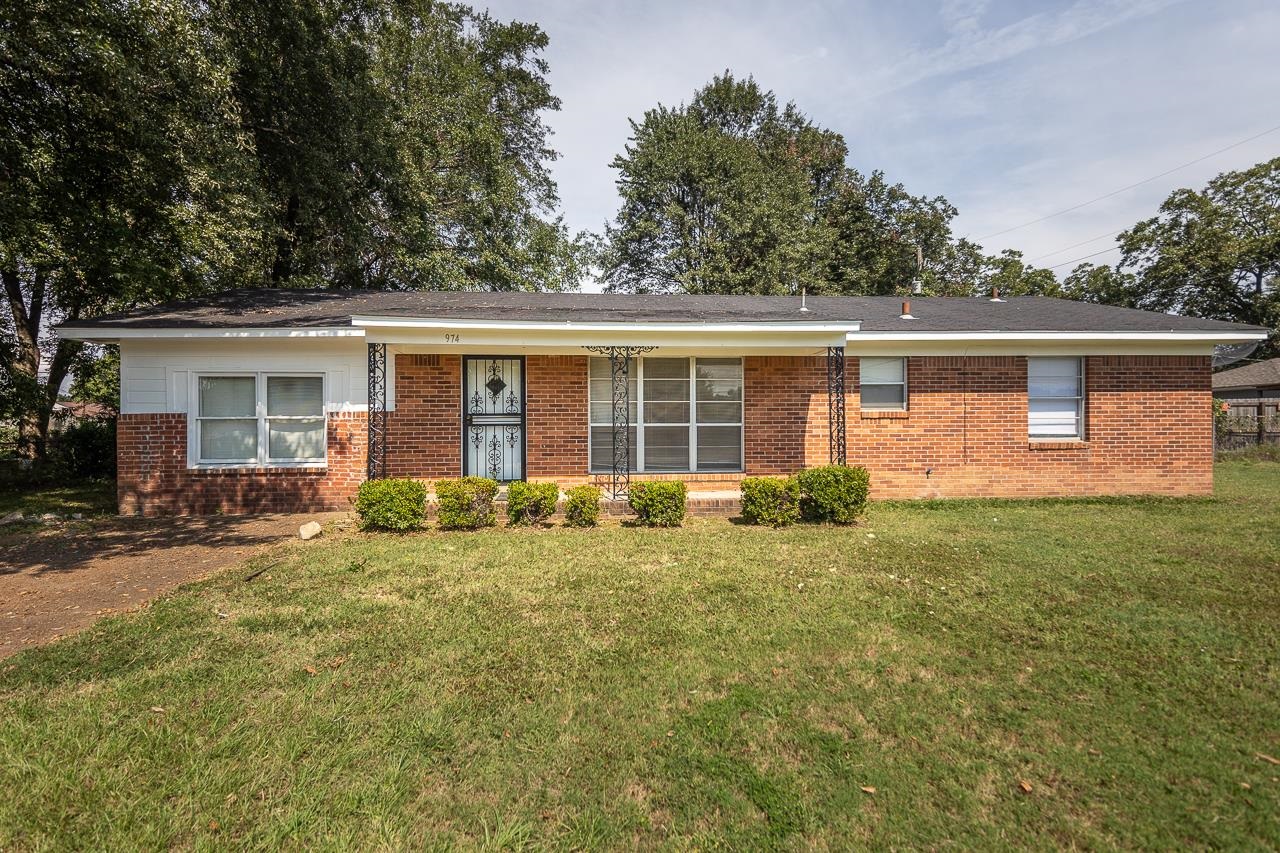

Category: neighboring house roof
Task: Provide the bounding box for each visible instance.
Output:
[1212,357,1280,391]
[52,401,113,419]
[54,288,1271,335]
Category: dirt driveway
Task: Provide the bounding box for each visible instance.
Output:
[0,513,345,659]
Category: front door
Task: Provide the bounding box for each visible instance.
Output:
[463,356,525,481]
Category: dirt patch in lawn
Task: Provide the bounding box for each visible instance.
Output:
[0,513,346,658]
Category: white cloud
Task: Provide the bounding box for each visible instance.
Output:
[483,0,1280,286]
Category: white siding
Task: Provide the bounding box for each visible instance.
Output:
[119,339,370,415]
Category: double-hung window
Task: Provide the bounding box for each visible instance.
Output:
[860,357,907,410]
[588,357,743,472]
[195,374,326,466]
[1027,357,1084,439]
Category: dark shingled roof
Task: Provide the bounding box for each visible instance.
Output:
[1212,357,1280,390]
[59,287,1268,334]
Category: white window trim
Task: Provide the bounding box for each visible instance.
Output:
[588,356,744,474]
[1027,356,1086,440]
[189,372,329,469]
[860,356,908,411]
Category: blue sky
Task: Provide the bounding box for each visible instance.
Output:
[481,0,1280,290]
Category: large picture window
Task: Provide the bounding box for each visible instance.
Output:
[1027,357,1084,439]
[589,357,742,472]
[195,374,326,465]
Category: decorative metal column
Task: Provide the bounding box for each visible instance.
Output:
[585,345,655,499]
[367,343,388,480]
[827,346,847,466]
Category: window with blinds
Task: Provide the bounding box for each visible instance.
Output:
[195,374,326,465]
[588,357,742,472]
[860,357,907,410]
[1028,357,1084,439]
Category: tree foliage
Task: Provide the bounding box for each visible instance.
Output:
[1065,156,1280,356]
[1,0,267,457]
[602,75,843,295]
[217,0,587,290]
[1,0,582,457]
[602,73,1055,299]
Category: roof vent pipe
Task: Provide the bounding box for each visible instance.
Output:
[990,286,1006,303]
[900,300,915,320]
[799,287,810,313]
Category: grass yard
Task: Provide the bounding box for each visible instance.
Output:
[2,464,1279,849]
[0,479,116,520]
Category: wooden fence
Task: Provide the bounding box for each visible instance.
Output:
[1216,398,1280,450]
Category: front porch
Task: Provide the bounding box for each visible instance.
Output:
[361,315,853,499]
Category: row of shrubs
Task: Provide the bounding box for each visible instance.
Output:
[352,465,870,532]
[354,478,601,531]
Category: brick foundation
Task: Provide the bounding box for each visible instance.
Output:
[116,354,1213,514]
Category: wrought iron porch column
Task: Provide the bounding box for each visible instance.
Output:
[585,345,655,499]
[367,343,388,480]
[827,346,847,466]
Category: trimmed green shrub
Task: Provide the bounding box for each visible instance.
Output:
[740,476,801,527]
[354,478,427,531]
[628,481,687,527]
[564,484,602,527]
[435,477,499,530]
[506,481,560,526]
[794,465,870,524]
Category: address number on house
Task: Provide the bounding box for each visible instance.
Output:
[444,333,461,343]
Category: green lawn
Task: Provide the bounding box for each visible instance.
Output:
[0,479,116,519]
[2,464,1279,849]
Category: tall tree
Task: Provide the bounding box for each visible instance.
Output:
[217,0,588,291]
[1,0,269,458]
[2,0,585,459]
[603,73,1055,299]
[1065,156,1279,356]
[602,74,844,294]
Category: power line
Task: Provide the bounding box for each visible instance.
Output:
[1028,228,1122,262]
[976,122,1280,241]
[1045,246,1121,271]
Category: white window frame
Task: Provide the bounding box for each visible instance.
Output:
[1027,356,1085,440]
[588,356,744,473]
[189,372,328,468]
[859,356,908,411]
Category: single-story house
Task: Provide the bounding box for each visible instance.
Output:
[58,289,1268,516]
[1212,357,1280,400]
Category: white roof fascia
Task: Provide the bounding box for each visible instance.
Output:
[848,330,1268,344]
[58,327,366,341]
[351,315,861,333]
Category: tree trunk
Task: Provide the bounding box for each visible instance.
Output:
[2,267,45,458]
[271,193,301,282]
[2,267,82,460]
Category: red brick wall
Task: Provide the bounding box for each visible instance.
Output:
[117,412,366,516]
[526,355,589,478]
[115,352,1214,514]
[744,354,1213,499]
[744,355,827,474]
[385,354,461,480]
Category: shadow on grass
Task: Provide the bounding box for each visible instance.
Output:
[0,515,303,577]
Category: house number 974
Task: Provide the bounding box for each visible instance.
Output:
[444,333,461,343]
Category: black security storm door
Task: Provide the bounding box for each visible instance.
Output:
[463,356,525,481]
